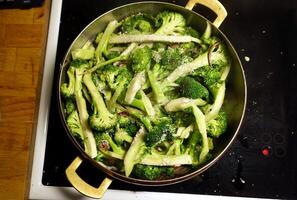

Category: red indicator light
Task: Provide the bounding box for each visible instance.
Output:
[262,148,270,157]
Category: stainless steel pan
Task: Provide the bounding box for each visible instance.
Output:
[58,0,247,198]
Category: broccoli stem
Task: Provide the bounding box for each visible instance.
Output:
[61,67,75,98]
[83,73,112,117]
[109,34,202,44]
[109,79,126,112]
[126,107,152,131]
[164,97,207,112]
[205,82,226,122]
[163,51,209,86]
[125,71,146,104]
[124,127,146,176]
[201,21,212,41]
[139,90,155,116]
[95,20,121,63]
[191,105,209,163]
[140,153,192,166]
[120,42,138,56]
[74,68,98,158]
[86,55,127,74]
[147,66,166,104]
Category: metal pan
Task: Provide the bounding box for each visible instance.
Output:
[57,0,247,198]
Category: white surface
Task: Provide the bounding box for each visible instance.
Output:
[28,0,270,199]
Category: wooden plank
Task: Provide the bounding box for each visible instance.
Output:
[14,72,40,88]
[0,48,16,72]
[0,96,36,123]
[0,72,15,88]
[15,48,41,72]
[0,87,36,97]
[0,9,34,24]
[5,24,43,47]
[0,179,27,200]
[0,24,5,46]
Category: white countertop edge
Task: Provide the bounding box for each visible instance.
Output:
[30,185,268,200]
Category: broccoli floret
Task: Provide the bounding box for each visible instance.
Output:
[109,68,133,111]
[193,65,222,91]
[126,107,152,131]
[155,11,186,35]
[132,164,174,180]
[114,127,133,145]
[178,77,209,101]
[121,13,153,34]
[83,73,116,131]
[119,116,141,137]
[207,111,227,138]
[184,26,200,38]
[131,46,152,73]
[66,110,84,141]
[61,66,75,99]
[96,132,126,160]
[144,119,176,147]
[65,99,76,115]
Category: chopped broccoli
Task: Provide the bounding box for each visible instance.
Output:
[132,164,174,180]
[66,110,84,141]
[178,76,209,101]
[83,73,116,131]
[164,97,206,112]
[163,43,230,86]
[131,46,152,73]
[74,62,97,158]
[96,132,126,160]
[95,20,121,63]
[119,116,141,137]
[121,13,153,34]
[126,107,152,131]
[114,127,133,145]
[71,48,94,60]
[125,71,146,104]
[61,66,75,99]
[185,130,201,165]
[191,105,209,163]
[65,99,76,115]
[109,34,201,44]
[147,63,168,104]
[207,111,227,138]
[144,119,176,147]
[155,11,186,35]
[124,127,147,176]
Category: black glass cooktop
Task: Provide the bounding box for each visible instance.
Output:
[42,0,297,199]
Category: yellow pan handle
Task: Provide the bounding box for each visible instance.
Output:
[66,157,113,199]
[185,0,227,28]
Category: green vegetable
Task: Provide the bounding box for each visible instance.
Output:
[178,76,209,101]
[132,164,174,180]
[60,10,231,178]
[207,111,227,138]
[83,73,116,131]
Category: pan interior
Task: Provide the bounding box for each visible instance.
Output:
[58,1,246,186]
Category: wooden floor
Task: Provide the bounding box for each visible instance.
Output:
[0,1,50,199]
